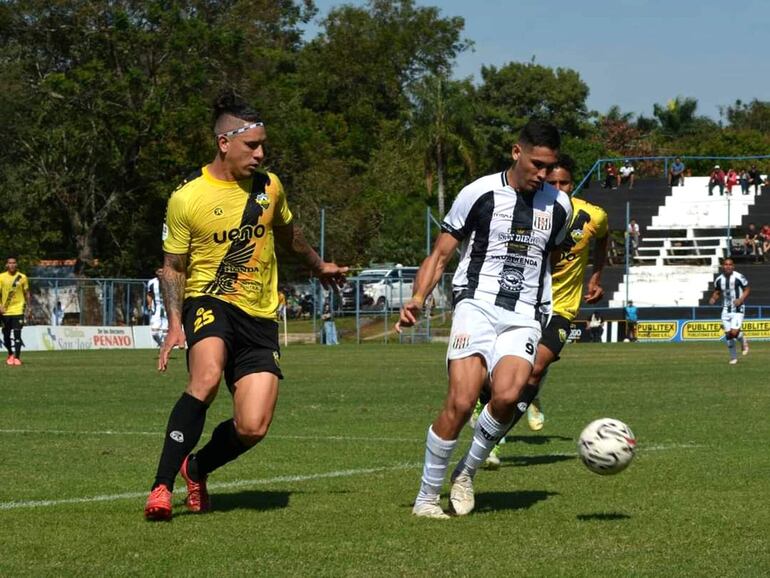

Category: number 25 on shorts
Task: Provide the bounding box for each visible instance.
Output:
[193,308,215,333]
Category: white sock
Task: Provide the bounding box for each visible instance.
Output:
[416,426,457,502]
[736,332,745,348]
[455,405,510,479]
[727,339,737,360]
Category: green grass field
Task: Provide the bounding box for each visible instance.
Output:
[1,342,769,577]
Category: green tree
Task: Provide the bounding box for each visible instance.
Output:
[408,75,477,217]
[721,99,770,133]
[476,61,591,172]
[0,0,314,275]
[652,96,716,137]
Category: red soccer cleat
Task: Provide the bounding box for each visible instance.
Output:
[12,357,22,366]
[180,455,210,513]
[6,355,15,366]
[144,485,173,521]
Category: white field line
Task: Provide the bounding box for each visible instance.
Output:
[0,463,420,511]
[0,429,420,443]
[0,429,707,450]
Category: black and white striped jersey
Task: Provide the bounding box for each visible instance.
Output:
[714,272,749,313]
[441,170,572,321]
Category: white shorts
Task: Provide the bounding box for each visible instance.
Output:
[446,299,541,372]
[721,311,744,332]
[150,311,168,333]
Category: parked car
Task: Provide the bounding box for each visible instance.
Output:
[359,266,420,310]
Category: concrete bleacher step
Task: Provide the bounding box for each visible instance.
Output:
[609,265,716,308]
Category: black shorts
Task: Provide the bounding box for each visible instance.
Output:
[539,314,571,359]
[1,315,24,331]
[183,295,283,390]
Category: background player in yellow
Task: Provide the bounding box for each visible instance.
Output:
[145,93,347,521]
[473,153,608,467]
[0,257,31,366]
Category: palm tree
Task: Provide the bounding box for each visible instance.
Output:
[408,74,477,218]
[653,96,699,137]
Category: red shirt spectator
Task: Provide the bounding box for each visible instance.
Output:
[709,166,726,196]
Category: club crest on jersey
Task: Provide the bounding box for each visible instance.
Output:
[570,228,584,242]
[255,192,271,210]
[451,333,470,350]
[213,207,223,216]
[499,270,525,292]
[533,210,551,231]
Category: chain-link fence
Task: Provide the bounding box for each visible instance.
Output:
[28,277,149,327]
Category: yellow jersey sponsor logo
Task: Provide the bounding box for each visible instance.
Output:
[193,307,215,333]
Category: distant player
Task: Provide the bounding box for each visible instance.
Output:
[146,268,167,347]
[0,257,31,366]
[708,258,749,364]
[473,154,608,467]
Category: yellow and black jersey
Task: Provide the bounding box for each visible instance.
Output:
[0,271,29,316]
[552,197,608,321]
[163,165,293,319]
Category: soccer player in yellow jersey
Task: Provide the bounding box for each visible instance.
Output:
[525,153,608,431]
[0,257,31,366]
[145,93,347,521]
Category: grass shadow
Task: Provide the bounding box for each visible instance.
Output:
[474,490,558,513]
[576,512,631,521]
[197,490,290,513]
[505,435,573,445]
[500,454,575,467]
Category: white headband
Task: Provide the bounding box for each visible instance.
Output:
[216,122,264,139]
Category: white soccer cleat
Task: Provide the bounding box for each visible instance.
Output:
[449,472,475,516]
[742,342,749,356]
[412,498,450,519]
[729,359,738,365]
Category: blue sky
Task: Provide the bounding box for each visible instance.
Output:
[305,0,770,121]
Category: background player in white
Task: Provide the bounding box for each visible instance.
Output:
[708,258,749,364]
[397,120,572,518]
[146,267,168,347]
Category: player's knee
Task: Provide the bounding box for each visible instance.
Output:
[445,393,477,424]
[234,416,272,446]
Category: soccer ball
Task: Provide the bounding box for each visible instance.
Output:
[577,418,636,475]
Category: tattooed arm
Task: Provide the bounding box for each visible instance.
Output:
[274,222,348,288]
[158,252,188,372]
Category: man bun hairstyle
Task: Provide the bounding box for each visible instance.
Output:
[519,119,561,150]
[212,90,262,126]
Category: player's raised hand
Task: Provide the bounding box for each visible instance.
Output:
[158,325,186,372]
[315,262,349,290]
[395,298,423,333]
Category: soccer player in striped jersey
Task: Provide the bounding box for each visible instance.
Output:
[397,120,572,518]
[474,154,608,468]
[708,258,750,364]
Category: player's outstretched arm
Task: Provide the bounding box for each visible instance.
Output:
[274,222,348,289]
[584,235,608,304]
[396,232,459,332]
[158,252,188,372]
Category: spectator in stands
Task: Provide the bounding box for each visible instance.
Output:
[725,168,739,195]
[627,219,641,260]
[748,165,764,195]
[669,157,686,186]
[603,162,618,189]
[739,168,750,195]
[619,160,635,189]
[708,165,726,196]
[744,223,762,261]
[761,223,770,260]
